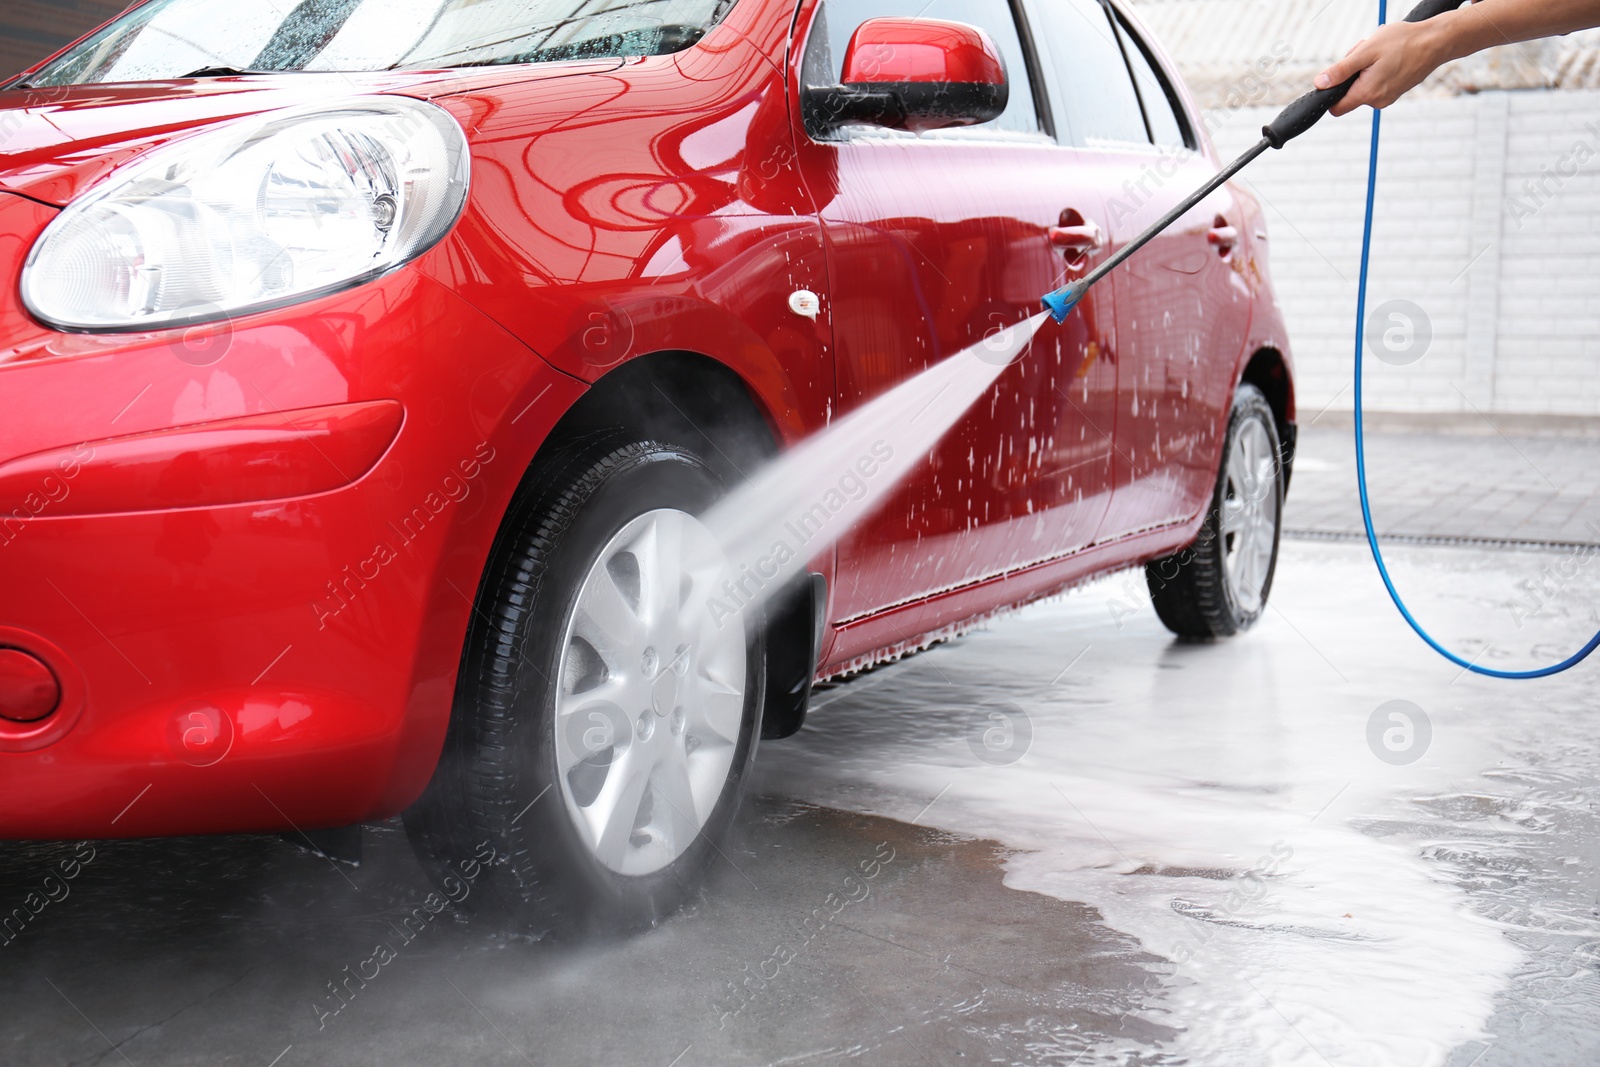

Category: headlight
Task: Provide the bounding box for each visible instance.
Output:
[21,96,470,332]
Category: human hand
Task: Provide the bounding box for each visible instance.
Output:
[1314,18,1449,115]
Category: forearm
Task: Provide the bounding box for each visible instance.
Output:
[1320,0,1600,113]
[1427,0,1600,64]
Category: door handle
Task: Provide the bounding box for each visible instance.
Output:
[1049,219,1105,255]
[1207,219,1238,256]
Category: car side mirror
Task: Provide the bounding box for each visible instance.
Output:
[804,18,1010,136]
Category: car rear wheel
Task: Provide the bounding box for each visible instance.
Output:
[404,434,763,936]
[1145,383,1284,638]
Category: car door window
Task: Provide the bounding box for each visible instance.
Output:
[1032,0,1147,148]
[810,0,1043,137]
[1115,13,1191,150]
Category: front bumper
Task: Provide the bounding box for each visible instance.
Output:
[0,194,582,838]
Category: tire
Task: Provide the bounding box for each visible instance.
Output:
[1145,383,1284,639]
[404,434,764,937]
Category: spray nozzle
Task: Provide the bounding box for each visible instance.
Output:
[1042,284,1082,323]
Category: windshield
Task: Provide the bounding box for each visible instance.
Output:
[18,0,737,87]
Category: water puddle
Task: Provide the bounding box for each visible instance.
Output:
[755,539,1600,1064]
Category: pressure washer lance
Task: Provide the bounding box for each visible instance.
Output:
[1042,0,1464,324]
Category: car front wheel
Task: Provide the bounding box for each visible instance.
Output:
[1145,383,1284,638]
[404,434,763,936]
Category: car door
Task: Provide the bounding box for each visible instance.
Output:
[1032,0,1251,539]
[793,0,1120,624]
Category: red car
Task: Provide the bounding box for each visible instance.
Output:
[0,0,1294,933]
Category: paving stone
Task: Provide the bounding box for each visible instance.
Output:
[1287,426,1600,544]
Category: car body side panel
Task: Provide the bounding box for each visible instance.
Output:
[1230,187,1298,421]
[785,0,1123,642]
[824,518,1203,678]
[816,0,1294,673]
[1098,149,1252,539]
[1110,0,1294,475]
[415,1,832,453]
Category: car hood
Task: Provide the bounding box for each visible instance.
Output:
[0,61,620,206]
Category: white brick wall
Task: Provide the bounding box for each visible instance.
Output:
[1209,90,1600,417]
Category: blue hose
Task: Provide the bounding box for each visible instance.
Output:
[1352,0,1599,677]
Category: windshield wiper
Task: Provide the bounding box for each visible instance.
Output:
[420,25,707,72]
[181,66,271,79]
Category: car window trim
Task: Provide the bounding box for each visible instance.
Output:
[1094,0,1153,145]
[1009,0,1056,142]
[1106,1,1198,151]
[838,126,1057,148]
[1031,0,1148,150]
[1067,140,1200,160]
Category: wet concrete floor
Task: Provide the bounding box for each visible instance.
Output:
[4,534,1599,1066]
[0,800,1165,1067]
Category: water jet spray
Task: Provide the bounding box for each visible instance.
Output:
[701,314,1049,622]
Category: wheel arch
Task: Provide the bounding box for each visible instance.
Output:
[488,348,823,751]
[1238,346,1297,490]
[545,349,784,484]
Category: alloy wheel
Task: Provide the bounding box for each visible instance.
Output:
[553,508,747,877]
[1218,418,1280,615]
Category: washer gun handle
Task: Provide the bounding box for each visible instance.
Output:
[1263,0,1464,149]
